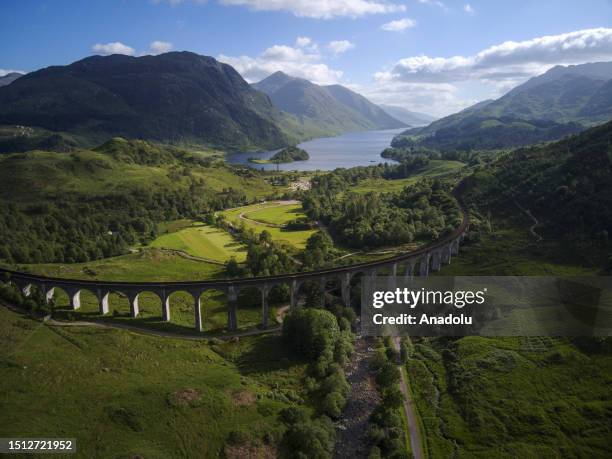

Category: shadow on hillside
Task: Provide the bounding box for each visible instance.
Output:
[235,334,305,375]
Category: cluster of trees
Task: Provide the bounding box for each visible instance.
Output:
[302,231,338,270]
[303,177,462,249]
[0,179,250,265]
[219,221,298,278]
[367,337,411,459]
[270,146,309,163]
[280,300,356,457]
[277,406,336,458]
[382,145,490,167]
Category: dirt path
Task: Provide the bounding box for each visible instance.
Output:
[334,338,381,458]
[393,337,424,459]
[513,199,543,242]
[238,200,301,228]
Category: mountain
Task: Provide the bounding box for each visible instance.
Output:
[379,105,436,126]
[0,72,23,87]
[394,61,612,151]
[253,72,405,136]
[465,119,612,239]
[0,52,295,151]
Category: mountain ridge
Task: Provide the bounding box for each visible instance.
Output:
[394,61,612,151]
[253,71,405,136]
[0,52,296,151]
[379,104,436,126]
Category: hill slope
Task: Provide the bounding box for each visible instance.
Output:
[0,52,294,150]
[0,72,23,87]
[464,119,612,239]
[394,62,612,151]
[253,72,405,136]
[379,104,436,126]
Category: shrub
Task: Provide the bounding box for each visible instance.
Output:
[376,362,400,388]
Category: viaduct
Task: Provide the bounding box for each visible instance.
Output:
[0,210,469,332]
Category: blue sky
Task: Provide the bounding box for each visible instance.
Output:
[1,0,611,116]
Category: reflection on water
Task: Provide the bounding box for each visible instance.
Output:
[227,128,405,171]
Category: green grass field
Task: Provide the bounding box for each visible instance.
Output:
[246,203,305,226]
[149,223,247,262]
[350,160,465,194]
[221,202,316,249]
[407,336,612,457]
[0,307,308,458]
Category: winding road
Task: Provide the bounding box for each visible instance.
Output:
[393,337,425,459]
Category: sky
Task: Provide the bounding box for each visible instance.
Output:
[1,0,611,117]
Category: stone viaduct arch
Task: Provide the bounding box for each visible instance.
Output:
[1,210,469,332]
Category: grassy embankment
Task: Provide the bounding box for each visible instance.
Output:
[0,306,309,458]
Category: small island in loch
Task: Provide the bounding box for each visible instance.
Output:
[249,146,309,164]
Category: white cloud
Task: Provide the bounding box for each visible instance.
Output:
[296,36,312,48]
[370,28,612,116]
[381,18,416,32]
[218,0,406,19]
[378,28,612,84]
[219,40,343,84]
[463,3,474,14]
[417,0,447,11]
[0,69,24,77]
[327,40,355,55]
[363,80,475,117]
[149,40,174,54]
[92,42,135,56]
[261,45,319,62]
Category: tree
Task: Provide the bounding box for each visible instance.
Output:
[282,308,339,360]
[382,387,404,410]
[376,362,400,388]
[259,230,272,245]
[225,257,241,277]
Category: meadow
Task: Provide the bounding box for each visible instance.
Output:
[0,307,308,458]
[149,223,247,263]
[221,202,317,249]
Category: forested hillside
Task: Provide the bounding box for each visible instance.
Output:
[0,52,294,150]
[464,120,612,240]
[0,139,274,264]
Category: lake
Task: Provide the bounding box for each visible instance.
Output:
[227,128,405,171]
